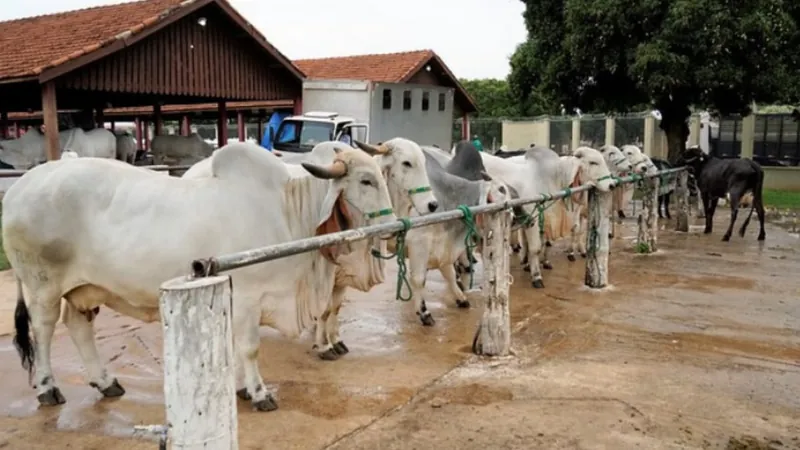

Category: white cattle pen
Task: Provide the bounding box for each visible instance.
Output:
[136,165,690,449]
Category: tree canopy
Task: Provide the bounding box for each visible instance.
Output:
[458,78,521,117]
[509,0,800,161]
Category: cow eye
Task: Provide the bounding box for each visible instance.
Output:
[498,186,506,194]
[590,161,598,165]
[360,179,373,186]
[402,161,412,168]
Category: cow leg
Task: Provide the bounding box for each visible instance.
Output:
[723,186,745,241]
[24,288,65,406]
[664,193,672,219]
[327,285,349,356]
[62,301,124,398]
[234,310,277,411]
[408,247,434,326]
[657,195,665,219]
[441,263,470,308]
[578,215,589,257]
[701,192,714,234]
[314,308,339,360]
[518,230,530,271]
[524,227,545,288]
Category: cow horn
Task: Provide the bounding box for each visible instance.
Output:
[480,170,493,181]
[354,140,390,155]
[331,145,347,154]
[301,160,347,179]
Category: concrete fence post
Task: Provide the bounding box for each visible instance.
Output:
[675,170,690,232]
[637,177,660,253]
[585,189,613,288]
[159,275,238,450]
[571,118,581,151]
[472,208,513,356]
[605,117,615,147]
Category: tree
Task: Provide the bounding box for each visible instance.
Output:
[510,0,800,162]
[459,78,521,117]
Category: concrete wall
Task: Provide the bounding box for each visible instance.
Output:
[370,82,454,151]
[302,79,372,125]
[763,167,800,191]
[501,119,549,150]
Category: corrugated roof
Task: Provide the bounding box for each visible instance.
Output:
[0,0,303,82]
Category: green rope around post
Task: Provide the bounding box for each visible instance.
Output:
[456,205,479,289]
[370,218,413,301]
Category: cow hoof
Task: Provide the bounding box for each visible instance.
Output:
[618,211,626,219]
[236,388,252,401]
[522,265,530,272]
[469,255,478,264]
[567,254,576,262]
[703,228,712,234]
[511,244,521,253]
[253,394,279,412]
[333,341,350,355]
[545,241,552,247]
[318,348,340,361]
[757,232,766,241]
[542,262,553,270]
[456,299,470,309]
[581,252,587,258]
[420,313,436,327]
[721,234,731,242]
[37,387,66,406]
[98,379,125,398]
[666,215,671,220]
[532,279,545,289]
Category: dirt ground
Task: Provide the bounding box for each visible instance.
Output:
[0,212,798,450]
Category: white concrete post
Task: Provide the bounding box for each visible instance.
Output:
[472,209,513,356]
[585,189,613,288]
[571,118,581,151]
[675,170,690,232]
[605,117,615,147]
[160,275,238,450]
[636,177,660,253]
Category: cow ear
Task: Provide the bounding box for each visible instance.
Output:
[316,189,353,262]
[480,170,492,181]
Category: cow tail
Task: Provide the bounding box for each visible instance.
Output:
[12,276,35,379]
[746,160,765,221]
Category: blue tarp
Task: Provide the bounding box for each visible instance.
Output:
[261,111,292,150]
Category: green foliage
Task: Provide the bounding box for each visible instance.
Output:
[458,78,520,117]
[763,189,800,210]
[510,0,800,159]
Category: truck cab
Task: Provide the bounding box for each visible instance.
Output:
[270,111,369,153]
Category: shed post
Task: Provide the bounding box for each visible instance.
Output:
[41,81,60,161]
[472,208,512,356]
[462,115,470,141]
[217,101,228,147]
[15,121,22,138]
[585,189,613,288]
[144,120,151,151]
[256,113,264,143]
[182,115,191,136]
[0,111,7,139]
[110,121,116,132]
[675,170,690,232]
[96,107,105,129]
[237,111,245,142]
[159,275,238,450]
[135,118,143,151]
[293,96,302,115]
[153,104,163,137]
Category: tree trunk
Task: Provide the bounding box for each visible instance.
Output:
[655,98,691,164]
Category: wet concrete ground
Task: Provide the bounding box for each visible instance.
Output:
[0,211,798,450]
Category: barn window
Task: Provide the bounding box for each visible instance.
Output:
[421,91,430,111]
[403,90,412,110]
[382,89,392,110]
[438,92,446,111]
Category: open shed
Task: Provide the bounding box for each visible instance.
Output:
[0,0,305,157]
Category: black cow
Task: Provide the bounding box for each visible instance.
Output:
[650,157,676,219]
[676,146,765,241]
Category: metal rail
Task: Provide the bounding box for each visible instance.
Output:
[0,164,194,178]
[191,167,687,277]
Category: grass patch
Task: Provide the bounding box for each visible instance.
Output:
[762,189,800,210]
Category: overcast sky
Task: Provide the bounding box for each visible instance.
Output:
[1,0,527,80]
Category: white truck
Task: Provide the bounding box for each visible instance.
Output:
[270,79,457,153]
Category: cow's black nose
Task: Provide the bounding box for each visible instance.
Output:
[609,182,617,190]
[428,201,439,213]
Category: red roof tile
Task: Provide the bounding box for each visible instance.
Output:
[294,50,433,83]
[294,50,477,113]
[0,0,303,82]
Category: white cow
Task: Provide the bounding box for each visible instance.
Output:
[4,142,394,411]
[114,131,137,163]
[150,133,214,166]
[184,138,438,357]
[0,127,116,169]
[480,146,615,288]
[598,145,634,237]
